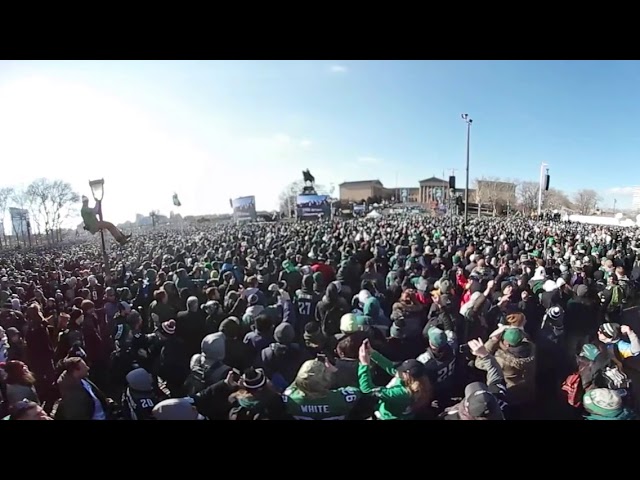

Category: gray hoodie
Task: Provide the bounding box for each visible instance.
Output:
[190,332,226,369]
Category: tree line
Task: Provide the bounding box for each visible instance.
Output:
[0,179,80,246]
[475,176,603,216]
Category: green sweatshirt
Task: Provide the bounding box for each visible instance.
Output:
[358,351,413,420]
[283,385,361,420]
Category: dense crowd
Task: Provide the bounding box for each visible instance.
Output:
[2,214,640,420]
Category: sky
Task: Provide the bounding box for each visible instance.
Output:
[1,59,639,228]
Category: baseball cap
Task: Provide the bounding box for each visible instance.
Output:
[463,382,504,420]
[396,359,427,379]
[427,327,448,348]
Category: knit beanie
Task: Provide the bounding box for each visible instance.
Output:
[583,388,623,418]
[503,328,524,346]
[152,398,200,420]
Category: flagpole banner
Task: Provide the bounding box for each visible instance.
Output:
[172,193,182,207]
[296,194,331,221]
[232,196,257,221]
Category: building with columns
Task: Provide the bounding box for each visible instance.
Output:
[339,176,472,210]
[419,177,450,205]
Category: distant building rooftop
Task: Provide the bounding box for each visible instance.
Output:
[339,180,384,187]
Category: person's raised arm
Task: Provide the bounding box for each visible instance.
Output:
[358,339,406,401]
[621,325,640,356]
[470,338,505,388]
[483,280,495,298]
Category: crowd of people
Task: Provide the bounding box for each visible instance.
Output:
[1,213,640,420]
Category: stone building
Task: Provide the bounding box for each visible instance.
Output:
[339,180,389,202]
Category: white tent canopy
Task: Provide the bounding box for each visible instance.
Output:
[366,210,382,219]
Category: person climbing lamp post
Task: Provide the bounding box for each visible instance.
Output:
[89,178,110,273]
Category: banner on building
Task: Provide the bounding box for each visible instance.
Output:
[232,196,257,221]
[296,194,331,221]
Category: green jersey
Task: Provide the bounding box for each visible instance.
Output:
[282,385,361,420]
[81,205,98,233]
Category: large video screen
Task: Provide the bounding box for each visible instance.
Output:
[296,194,331,221]
[232,196,257,221]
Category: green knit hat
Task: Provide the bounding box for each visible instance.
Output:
[531,280,545,295]
[503,328,524,346]
[583,389,623,418]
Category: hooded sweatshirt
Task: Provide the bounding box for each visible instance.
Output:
[259,323,309,391]
[279,261,302,295]
[363,297,391,328]
[186,333,231,394]
[315,283,349,337]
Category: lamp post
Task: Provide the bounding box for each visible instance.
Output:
[461,113,473,225]
[537,163,548,217]
[89,178,109,273]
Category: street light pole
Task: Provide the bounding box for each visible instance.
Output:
[461,113,473,225]
[537,163,548,216]
[89,179,109,275]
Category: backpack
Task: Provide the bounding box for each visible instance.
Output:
[600,365,630,390]
[608,285,624,310]
[561,372,583,407]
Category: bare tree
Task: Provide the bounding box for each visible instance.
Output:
[25,179,54,243]
[278,180,329,216]
[23,190,43,243]
[573,189,600,215]
[24,178,79,243]
[49,180,80,242]
[472,180,486,217]
[475,177,516,216]
[543,188,573,211]
[517,181,539,214]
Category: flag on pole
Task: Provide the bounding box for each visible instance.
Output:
[172,193,181,207]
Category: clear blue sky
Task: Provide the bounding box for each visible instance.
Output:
[0,60,637,225]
